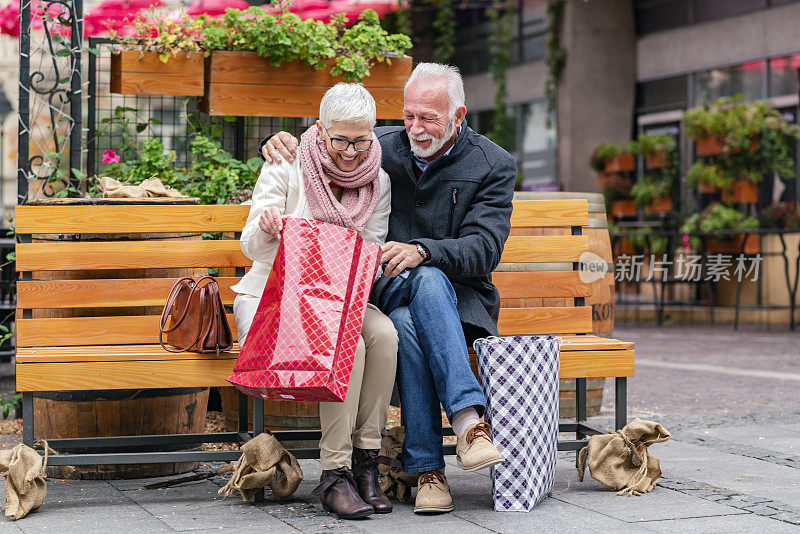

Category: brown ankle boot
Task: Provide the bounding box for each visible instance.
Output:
[352,448,397,514]
[312,468,374,519]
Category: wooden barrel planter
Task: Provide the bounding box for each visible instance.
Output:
[28,197,210,479]
[199,52,412,118]
[498,192,614,418]
[110,51,205,96]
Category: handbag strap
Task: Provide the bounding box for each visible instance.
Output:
[160,277,209,353]
[159,277,196,333]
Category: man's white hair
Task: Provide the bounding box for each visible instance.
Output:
[404,62,466,118]
[319,83,377,129]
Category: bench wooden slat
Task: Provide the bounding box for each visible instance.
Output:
[15,205,250,234]
[16,314,239,347]
[15,240,250,271]
[17,277,240,309]
[509,199,588,227]
[499,235,589,263]
[15,348,633,391]
[497,307,592,335]
[492,271,591,298]
[16,336,633,363]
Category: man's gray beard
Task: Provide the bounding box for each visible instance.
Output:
[409,118,456,159]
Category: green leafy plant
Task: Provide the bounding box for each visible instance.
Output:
[687,162,731,190]
[544,0,566,120]
[111,12,203,62]
[631,134,675,156]
[681,202,759,239]
[430,0,456,63]
[487,0,515,151]
[684,96,800,187]
[602,173,633,205]
[589,142,624,171]
[0,392,21,420]
[631,176,671,207]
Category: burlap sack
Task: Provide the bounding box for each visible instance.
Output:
[377,427,419,502]
[0,443,48,520]
[577,418,670,496]
[99,177,185,198]
[218,433,303,501]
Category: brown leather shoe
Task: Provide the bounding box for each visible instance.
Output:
[352,448,396,514]
[456,422,504,471]
[312,468,374,519]
[414,470,453,513]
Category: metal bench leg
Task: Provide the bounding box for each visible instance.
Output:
[237,392,248,438]
[615,377,627,430]
[22,392,33,447]
[575,378,587,465]
[253,398,265,503]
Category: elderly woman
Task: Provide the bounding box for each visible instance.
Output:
[231,83,397,519]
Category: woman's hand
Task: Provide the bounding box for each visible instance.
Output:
[262,132,299,164]
[258,206,283,239]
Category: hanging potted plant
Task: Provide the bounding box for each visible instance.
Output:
[688,162,729,194]
[633,134,676,170]
[603,174,635,220]
[110,13,205,96]
[681,203,760,255]
[631,176,672,214]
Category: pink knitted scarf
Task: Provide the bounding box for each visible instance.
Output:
[298,125,382,232]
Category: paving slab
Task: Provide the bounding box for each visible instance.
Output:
[655,439,800,504]
[121,479,281,532]
[0,522,23,534]
[8,479,169,534]
[636,513,800,533]
[680,424,800,456]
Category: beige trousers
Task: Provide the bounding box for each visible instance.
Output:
[234,295,398,470]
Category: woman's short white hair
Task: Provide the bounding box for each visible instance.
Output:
[319,83,377,129]
[404,63,465,118]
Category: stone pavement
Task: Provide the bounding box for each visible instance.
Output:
[2,324,799,533]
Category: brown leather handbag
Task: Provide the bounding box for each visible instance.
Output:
[159,276,233,354]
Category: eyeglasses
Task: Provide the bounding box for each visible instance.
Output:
[323,126,373,152]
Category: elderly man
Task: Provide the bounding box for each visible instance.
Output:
[259,63,516,513]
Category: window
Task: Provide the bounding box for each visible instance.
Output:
[693,60,764,106]
[768,54,800,96]
[635,0,690,34]
[518,101,557,191]
[637,75,689,113]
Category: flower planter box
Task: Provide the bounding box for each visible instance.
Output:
[615,237,635,256]
[110,51,205,96]
[604,154,635,173]
[610,199,637,219]
[644,151,667,170]
[697,182,720,194]
[695,136,758,157]
[644,196,673,214]
[705,234,760,255]
[695,136,725,157]
[722,181,758,204]
[199,51,412,118]
[596,172,614,188]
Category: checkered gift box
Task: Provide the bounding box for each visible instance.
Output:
[473,335,561,512]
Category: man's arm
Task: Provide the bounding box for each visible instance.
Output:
[257,132,299,163]
[412,155,516,277]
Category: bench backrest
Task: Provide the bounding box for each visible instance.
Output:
[15,199,592,348]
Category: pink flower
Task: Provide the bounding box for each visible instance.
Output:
[682,234,690,250]
[102,149,120,164]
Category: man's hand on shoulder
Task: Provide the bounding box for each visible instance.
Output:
[262,131,299,164]
[380,241,426,277]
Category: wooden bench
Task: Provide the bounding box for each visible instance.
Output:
[14,199,633,467]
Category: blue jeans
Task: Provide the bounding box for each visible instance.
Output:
[378,266,486,472]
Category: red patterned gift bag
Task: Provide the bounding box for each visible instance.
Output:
[228,217,382,402]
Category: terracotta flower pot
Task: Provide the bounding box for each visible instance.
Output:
[644,196,673,214]
[695,136,757,157]
[615,237,635,256]
[199,51,412,118]
[644,151,667,170]
[705,234,760,255]
[110,50,205,96]
[697,182,720,194]
[610,199,637,219]
[604,154,635,173]
[722,181,758,204]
